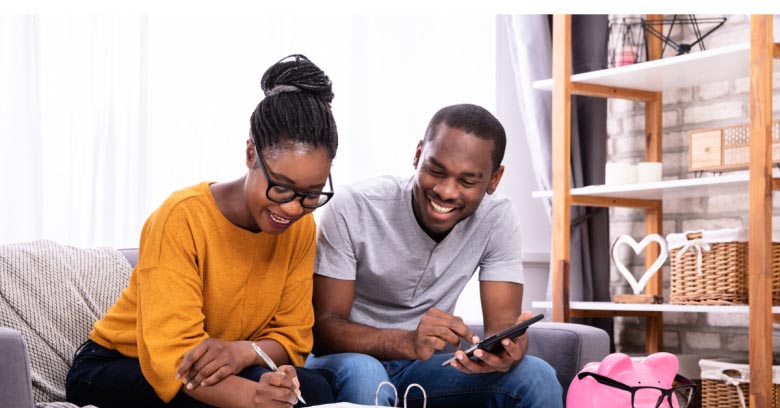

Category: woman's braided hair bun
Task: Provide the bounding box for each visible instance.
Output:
[251,54,338,158]
[261,54,334,103]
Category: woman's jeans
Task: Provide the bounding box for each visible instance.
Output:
[66,339,334,407]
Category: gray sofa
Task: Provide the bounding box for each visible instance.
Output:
[0,247,609,407]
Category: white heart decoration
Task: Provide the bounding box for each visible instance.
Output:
[610,234,668,295]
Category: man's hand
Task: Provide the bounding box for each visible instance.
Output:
[253,365,301,408]
[448,311,532,374]
[177,338,252,390]
[410,308,475,360]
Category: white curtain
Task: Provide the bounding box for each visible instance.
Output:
[1,15,149,248]
[501,15,554,214]
[0,15,495,248]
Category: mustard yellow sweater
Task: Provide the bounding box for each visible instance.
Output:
[90,182,316,402]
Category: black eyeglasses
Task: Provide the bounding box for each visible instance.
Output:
[253,144,334,209]
[577,371,697,408]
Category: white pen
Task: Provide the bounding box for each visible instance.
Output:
[251,342,306,405]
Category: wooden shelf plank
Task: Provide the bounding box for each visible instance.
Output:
[532,172,780,201]
[533,42,780,93]
[532,301,780,314]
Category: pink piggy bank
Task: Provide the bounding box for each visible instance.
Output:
[567,352,682,407]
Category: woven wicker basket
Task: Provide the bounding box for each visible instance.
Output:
[702,379,780,407]
[773,242,780,305]
[700,359,780,408]
[670,232,780,305]
[670,232,748,305]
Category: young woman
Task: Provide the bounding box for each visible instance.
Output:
[66,54,338,407]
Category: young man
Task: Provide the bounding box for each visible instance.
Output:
[306,104,562,407]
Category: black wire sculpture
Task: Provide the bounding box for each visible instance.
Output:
[643,15,727,56]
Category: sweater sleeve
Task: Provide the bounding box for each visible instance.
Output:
[250,216,316,366]
[135,206,210,402]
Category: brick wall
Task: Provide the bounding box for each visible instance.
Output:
[607,14,780,357]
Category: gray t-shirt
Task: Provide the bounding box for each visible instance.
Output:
[314,175,524,331]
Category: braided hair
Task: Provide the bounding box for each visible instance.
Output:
[423,104,506,172]
[250,54,338,161]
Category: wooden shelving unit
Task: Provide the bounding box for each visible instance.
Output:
[541,15,778,405]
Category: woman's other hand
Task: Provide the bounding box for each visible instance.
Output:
[177,338,252,390]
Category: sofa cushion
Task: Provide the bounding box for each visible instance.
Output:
[0,240,132,403]
[526,322,610,394]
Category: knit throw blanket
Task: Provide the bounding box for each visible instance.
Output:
[0,240,131,405]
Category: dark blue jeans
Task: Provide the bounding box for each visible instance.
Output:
[306,352,563,408]
[66,340,335,407]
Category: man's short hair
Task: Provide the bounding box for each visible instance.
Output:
[423,104,506,172]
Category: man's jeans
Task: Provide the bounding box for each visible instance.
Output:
[305,352,563,408]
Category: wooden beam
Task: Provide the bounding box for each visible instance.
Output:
[571,195,660,209]
[644,14,664,356]
[645,15,664,62]
[551,14,572,323]
[644,200,664,354]
[570,83,658,102]
[748,15,774,408]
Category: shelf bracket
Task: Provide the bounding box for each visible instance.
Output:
[774,43,780,59]
[570,195,661,209]
[569,83,658,102]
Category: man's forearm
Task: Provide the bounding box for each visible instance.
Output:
[313,314,416,360]
[484,318,518,337]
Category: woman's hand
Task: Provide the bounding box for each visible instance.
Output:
[253,365,301,408]
[177,338,251,390]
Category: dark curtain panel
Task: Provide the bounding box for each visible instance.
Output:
[569,15,614,350]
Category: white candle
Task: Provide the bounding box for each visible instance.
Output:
[637,162,663,183]
[605,162,637,185]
